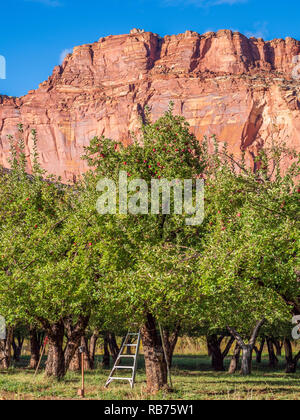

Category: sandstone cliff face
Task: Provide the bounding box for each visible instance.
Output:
[0,29,299,181]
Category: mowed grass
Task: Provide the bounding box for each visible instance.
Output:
[0,355,300,400]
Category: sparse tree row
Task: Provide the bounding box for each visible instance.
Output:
[0,107,299,393]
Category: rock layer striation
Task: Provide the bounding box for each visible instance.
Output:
[1,29,300,180]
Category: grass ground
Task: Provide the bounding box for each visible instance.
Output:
[0,354,300,400]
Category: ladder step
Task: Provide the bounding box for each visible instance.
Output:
[119,355,135,358]
[128,333,139,335]
[109,377,132,381]
[125,344,137,347]
[116,366,134,369]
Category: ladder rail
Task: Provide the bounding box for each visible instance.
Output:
[131,332,141,388]
[107,333,129,379]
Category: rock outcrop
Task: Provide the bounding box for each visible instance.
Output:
[0,29,300,181]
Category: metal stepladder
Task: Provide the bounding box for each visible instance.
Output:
[105,331,141,389]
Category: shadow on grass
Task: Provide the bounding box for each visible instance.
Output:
[1,354,299,400]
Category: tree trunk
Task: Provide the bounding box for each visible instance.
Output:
[102,333,110,368]
[63,315,90,374]
[207,335,225,371]
[228,342,241,374]
[81,335,93,370]
[207,343,212,357]
[69,332,96,371]
[0,327,13,369]
[161,325,180,369]
[227,318,265,376]
[28,327,41,369]
[285,360,297,374]
[69,348,80,371]
[207,334,235,372]
[267,337,278,368]
[254,337,265,364]
[241,346,253,375]
[141,313,168,393]
[273,339,282,357]
[45,321,65,379]
[45,342,53,374]
[44,315,90,378]
[284,338,300,373]
[12,331,24,362]
[89,330,99,370]
[107,333,120,362]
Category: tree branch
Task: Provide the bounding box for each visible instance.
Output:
[249,318,266,347]
[226,326,245,349]
[222,335,235,358]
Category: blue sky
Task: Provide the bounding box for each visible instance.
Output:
[0,0,299,97]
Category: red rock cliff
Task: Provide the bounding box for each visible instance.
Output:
[0,29,300,181]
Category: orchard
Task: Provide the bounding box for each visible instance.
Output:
[0,107,299,398]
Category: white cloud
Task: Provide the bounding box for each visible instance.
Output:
[59,48,73,64]
[245,22,269,40]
